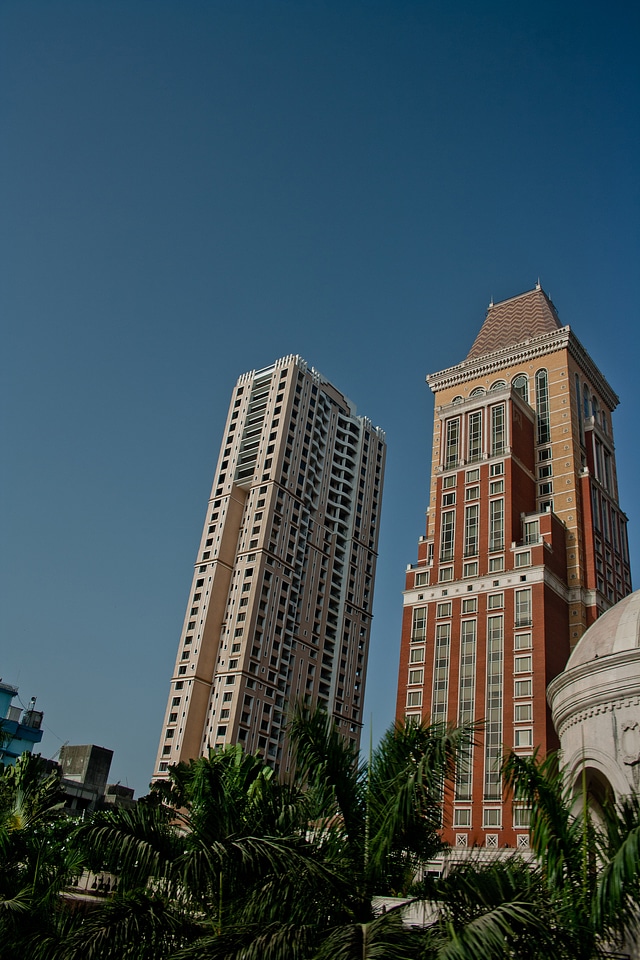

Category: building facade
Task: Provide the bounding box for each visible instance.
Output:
[155,355,385,779]
[0,682,43,766]
[396,285,632,850]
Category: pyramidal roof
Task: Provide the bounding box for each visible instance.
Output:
[465,285,563,361]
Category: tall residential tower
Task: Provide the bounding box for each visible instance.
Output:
[396,286,632,850]
[155,355,385,778]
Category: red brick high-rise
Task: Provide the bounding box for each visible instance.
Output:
[396,286,632,851]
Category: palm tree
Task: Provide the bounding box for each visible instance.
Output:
[36,712,468,960]
[502,750,640,958]
[0,753,81,959]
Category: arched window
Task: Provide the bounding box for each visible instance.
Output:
[452,396,463,404]
[490,380,506,391]
[512,374,529,402]
[469,386,485,397]
[536,369,550,445]
[583,383,591,418]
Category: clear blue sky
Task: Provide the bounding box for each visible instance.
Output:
[1,0,638,797]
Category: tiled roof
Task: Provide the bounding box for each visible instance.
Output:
[465,286,563,361]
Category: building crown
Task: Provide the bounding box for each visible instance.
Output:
[466,285,562,361]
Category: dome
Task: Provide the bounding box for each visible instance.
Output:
[566,590,640,669]
[547,590,640,800]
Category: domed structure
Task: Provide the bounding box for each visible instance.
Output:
[548,590,640,801]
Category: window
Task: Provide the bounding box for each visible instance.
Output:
[515,679,532,697]
[436,601,452,618]
[524,519,539,544]
[488,593,503,609]
[489,479,504,495]
[468,411,482,462]
[440,510,455,561]
[514,702,532,722]
[489,556,504,572]
[411,607,426,642]
[410,647,425,663]
[515,551,531,568]
[538,464,553,479]
[407,690,422,707]
[454,808,472,827]
[489,499,504,551]
[513,806,531,827]
[443,474,457,488]
[445,418,460,468]
[462,597,477,614]
[443,491,456,505]
[514,655,532,674]
[539,481,553,496]
[415,571,428,586]
[483,808,502,828]
[408,669,424,685]
[464,505,479,556]
[515,588,532,627]
[512,374,528,402]
[432,623,451,722]
[456,618,477,800]
[439,566,453,582]
[465,485,480,500]
[514,728,533,748]
[490,461,504,477]
[536,369,550,444]
[466,468,480,483]
[491,404,505,456]
[484,615,503,799]
[463,561,478,577]
[514,633,532,650]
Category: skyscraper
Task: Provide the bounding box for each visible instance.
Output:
[155,355,385,779]
[396,285,632,850]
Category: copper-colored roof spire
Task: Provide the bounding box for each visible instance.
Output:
[465,284,563,361]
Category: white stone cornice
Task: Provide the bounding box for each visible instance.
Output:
[427,328,573,392]
[427,327,619,411]
[548,649,640,734]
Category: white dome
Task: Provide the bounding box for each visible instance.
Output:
[566,590,640,669]
[547,590,640,799]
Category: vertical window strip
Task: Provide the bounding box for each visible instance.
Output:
[445,418,460,468]
[575,373,584,444]
[411,607,426,642]
[440,510,456,561]
[491,404,505,456]
[536,369,550,445]
[455,619,477,801]
[464,504,479,557]
[432,623,451,724]
[484,615,503,800]
[489,499,504,552]
[515,588,532,627]
[468,411,482,462]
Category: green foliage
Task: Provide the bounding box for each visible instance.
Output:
[0,754,81,960]
[1,721,638,960]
